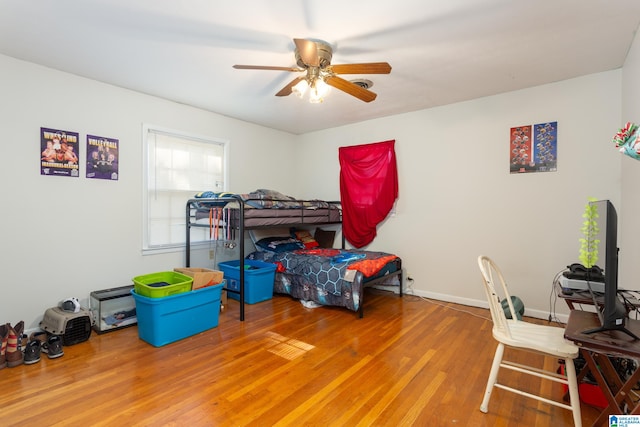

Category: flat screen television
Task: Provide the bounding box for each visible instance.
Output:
[583,199,638,339]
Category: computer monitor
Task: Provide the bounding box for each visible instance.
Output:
[583,200,638,339]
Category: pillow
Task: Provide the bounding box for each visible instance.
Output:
[254,236,304,253]
[249,228,292,251]
[293,229,319,249]
[249,228,291,241]
[314,228,336,248]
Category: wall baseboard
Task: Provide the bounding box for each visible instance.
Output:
[411,289,569,324]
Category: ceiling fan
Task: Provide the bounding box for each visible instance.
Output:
[233,38,392,103]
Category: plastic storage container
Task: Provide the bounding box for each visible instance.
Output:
[131,283,224,347]
[132,271,193,298]
[218,259,277,304]
[90,285,136,333]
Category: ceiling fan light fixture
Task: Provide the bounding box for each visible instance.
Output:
[234,37,390,103]
[308,77,330,103]
[309,93,323,103]
[316,78,330,96]
[292,79,308,98]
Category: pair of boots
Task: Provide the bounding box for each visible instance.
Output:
[0,321,25,369]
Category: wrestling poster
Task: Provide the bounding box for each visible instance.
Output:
[86,135,119,180]
[40,127,80,177]
[510,121,557,174]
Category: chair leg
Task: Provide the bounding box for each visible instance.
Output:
[563,357,582,427]
[480,343,504,413]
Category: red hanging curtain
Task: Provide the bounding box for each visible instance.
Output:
[339,140,398,248]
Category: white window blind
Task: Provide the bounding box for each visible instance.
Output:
[143,125,227,252]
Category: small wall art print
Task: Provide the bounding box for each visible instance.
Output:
[510,121,557,174]
[40,127,80,177]
[86,135,119,180]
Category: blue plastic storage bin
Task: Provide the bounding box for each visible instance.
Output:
[218,259,276,304]
[131,282,223,347]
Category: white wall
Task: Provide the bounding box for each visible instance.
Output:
[620,30,640,290]
[297,71,623,320]
[1,47,632,328]
[0,54,297,329]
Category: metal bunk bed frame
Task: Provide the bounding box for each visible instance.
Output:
[185,195,343,321]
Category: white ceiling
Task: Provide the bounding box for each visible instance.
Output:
[2,0,640,134]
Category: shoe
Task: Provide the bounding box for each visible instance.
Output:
[29,331,48,345]
[0,324,8,370]
[45,335,64,359]
[23,340,41,365]
[6,321,24,368]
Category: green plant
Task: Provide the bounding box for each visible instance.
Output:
[579,197,600,268]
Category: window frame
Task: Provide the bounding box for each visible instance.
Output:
[142,124,229,255]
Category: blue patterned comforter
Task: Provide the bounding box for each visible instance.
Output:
[247,250,393,297]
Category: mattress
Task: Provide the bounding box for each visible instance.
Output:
[193,205,341,228]
[231,206,341,227]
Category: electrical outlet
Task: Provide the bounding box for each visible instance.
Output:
[209,249,215,259]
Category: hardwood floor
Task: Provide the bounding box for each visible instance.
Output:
[1,290,600,426]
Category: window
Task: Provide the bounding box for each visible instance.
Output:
[143,125,228,253]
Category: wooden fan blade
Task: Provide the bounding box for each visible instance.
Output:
[276,76,305,97]
[330,62,392,74]
[294,38,319,67]
[325,75,377,103]
[233,65,302,72]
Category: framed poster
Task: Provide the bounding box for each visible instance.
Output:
[86,135,119,180]
[510,121,557,174]
[40,127,80,177]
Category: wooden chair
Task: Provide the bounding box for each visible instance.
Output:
[477,255,582,426]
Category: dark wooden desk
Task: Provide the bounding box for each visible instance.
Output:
[564,310,640,426]
[557,282,640,312]
[557,288,604,311]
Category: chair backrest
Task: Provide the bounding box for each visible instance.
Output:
[477,255,520,339]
